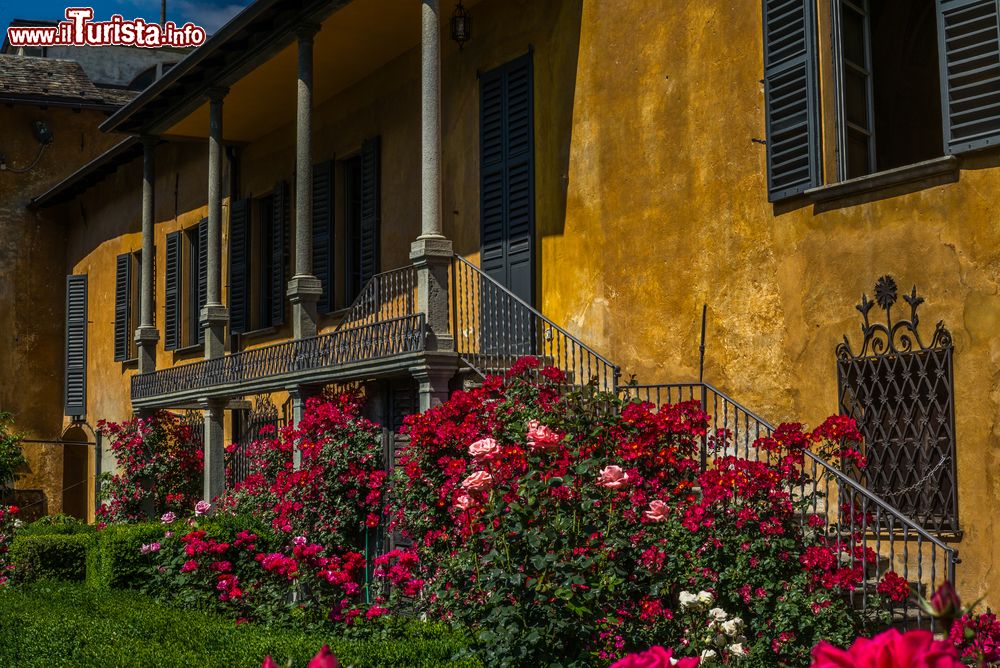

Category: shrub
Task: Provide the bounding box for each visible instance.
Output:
[0,504,18,585]
[386,360,877,667]
[0,412,26,490]
[97,412,203,523]
[17,513,95,536]
[86,522,164,590]
[0,581,479,668]
[9,533,92,583]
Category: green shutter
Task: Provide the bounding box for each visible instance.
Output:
[313,160,334,314]
[229,198,250,335]
[64,275,87,416]
[359,137,381,289]
[164,231,181,350]
[113,253,131,361]
[936,0,1000,153]
[763,0,822,200]
[271,181,289,327]
[196,218,208,344]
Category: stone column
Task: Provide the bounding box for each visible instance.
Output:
[135,135,159,374]
[414,366,453,412]
[287,24,323,340]
[411,0,454,351]
[202,87,229,359]
[202,398,227,502]
[287,385,315,470]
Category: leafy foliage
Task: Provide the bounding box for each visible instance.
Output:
[9,533,92,584]
[85,522,164,590]
[0,412,26,490]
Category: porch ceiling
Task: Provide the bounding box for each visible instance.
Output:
[160,0,481,144]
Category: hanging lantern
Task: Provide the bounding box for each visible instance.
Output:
[450,1,471,50]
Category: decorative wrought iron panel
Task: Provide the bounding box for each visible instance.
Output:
[229,394,283,486]
[836,276,958,534]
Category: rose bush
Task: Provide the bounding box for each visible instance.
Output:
[0,504,17,585]
[96,412,203,524]
[386,360,880,667]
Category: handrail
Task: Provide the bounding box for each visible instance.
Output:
[622,381,958,629]
[452,255,620,392]
[336,265,418,332]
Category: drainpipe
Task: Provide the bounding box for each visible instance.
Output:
[135,135,159,375]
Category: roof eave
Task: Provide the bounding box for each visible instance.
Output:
[29,136,143,210]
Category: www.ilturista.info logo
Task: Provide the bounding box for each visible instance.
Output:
[6,8,207,49]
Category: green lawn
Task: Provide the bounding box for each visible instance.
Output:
[0,582,479,668]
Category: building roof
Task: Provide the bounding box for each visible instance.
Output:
[29,136,144,210]
[0,54,138,108]
[0,18,58,53]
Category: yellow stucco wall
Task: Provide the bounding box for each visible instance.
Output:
[0,105,122,519]
[48,0,999,605]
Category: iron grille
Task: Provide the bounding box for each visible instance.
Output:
[836,276,958,534]
[229,394,284,486]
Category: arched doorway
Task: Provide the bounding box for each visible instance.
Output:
[60,426,93,521]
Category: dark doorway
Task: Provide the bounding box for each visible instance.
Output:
[62,441,88,520]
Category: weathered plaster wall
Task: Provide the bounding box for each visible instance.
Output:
[541,0,1000,604]
[0,105,122,517]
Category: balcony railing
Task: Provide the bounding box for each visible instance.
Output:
[622,383,959,630]
[131,314,425,402]
[337,265,417,331]
[453,255,620,392]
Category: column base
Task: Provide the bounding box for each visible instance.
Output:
[287,275,323,339]
[410,237,454,352]
[200,304,229,359]
[134,326,159,375]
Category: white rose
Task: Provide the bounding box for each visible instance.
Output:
[722,618,744,636]
[697,590,715,606]
[729,642,747,656]
[708,607,728,622]
[700,649,718,662]
[679,591,699,609]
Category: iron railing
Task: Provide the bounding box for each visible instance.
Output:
[131,315,425,401]
[622,382,959,630]
[452,255,620,392]
[337,265,418,331]
[228,395,286,486]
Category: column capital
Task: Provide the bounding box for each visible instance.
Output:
[410,236,453,262]
[206,86,229,103]
[287,275,322,304]
[295,22,321,41]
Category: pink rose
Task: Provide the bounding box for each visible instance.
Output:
[610,646,699,668]
[598,465,629,489]
[307,645,341,668]
[644,500,669,522]
[526,420,562,450]
[811,628,963,668]
[461,471,494,493]
[260,656,280,668]
[454,492,475,512]
[194,500,211,516]
[468,437,499,459]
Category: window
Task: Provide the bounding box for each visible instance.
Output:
[229,182,289,335]
[313,160,334,314]
[113,251,141,361]
[834,0,943,179]
[342,137,380,306]
[763,0,1000,200]
[164,220,206,350]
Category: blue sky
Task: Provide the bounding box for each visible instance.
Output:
[0,0,252,35]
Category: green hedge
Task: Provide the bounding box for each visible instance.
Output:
[17,514,95,536]
[9,534,92,584]
[85,522,164,590]
[0,582,479,668]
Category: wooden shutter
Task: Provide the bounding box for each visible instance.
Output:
[164,231,181,350]
[196,218,208,344]
[229,198,250,335]
[64,275,87,416]
[313,160,334,314]
[479,53,535,305]
[763,0,822,201]
[359,137,381,289]
[936,0,1000,153]
[271,181,289,327]
[113,253,131,361]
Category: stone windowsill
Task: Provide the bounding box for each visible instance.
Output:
[239,326,279,341]
[173,342,204,356]
[805,155,959,203]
